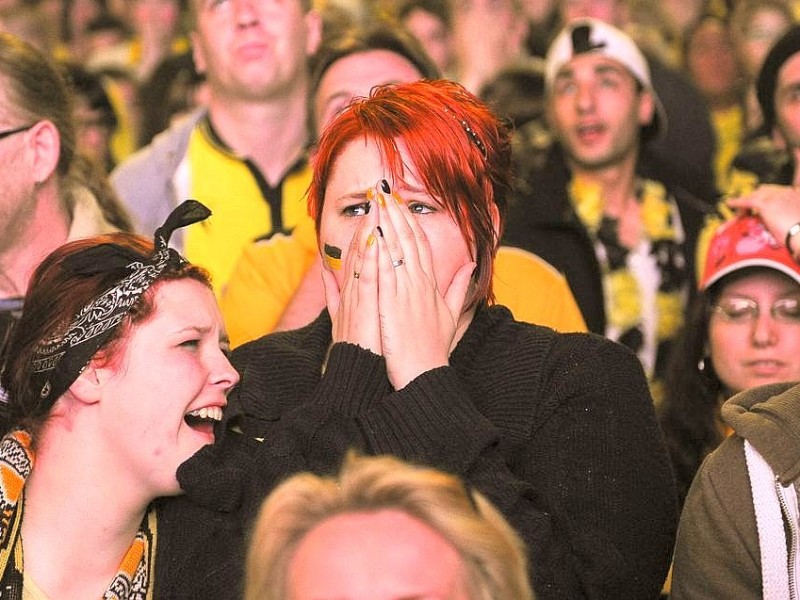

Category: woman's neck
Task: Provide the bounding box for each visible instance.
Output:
[20,430,149,598]
[451,305,477,354]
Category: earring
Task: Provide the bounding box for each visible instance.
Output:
[698,355,713,377]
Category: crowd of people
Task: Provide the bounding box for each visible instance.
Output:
[2,0,800,597]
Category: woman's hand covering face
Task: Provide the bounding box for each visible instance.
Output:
[321,175,475,391]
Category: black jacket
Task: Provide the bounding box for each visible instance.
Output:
[181,306,678,599]
[503,147,707,336]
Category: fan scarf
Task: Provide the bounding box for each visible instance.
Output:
[570,176,687,402]
[0,430,156,599]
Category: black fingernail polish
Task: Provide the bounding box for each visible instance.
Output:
[377,226,384,237]
[380,179,390,193]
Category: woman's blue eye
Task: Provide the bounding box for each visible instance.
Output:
[343,203,370,217]
[180,339,200,349]
[408,202,433,214]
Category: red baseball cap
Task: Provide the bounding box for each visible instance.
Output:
[700,215,800,290]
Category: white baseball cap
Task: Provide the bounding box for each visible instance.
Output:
[545,18,666,138]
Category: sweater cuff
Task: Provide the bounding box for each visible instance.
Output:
[314,342,391,415]
[358,366,497,474]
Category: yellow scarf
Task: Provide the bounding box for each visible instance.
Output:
[0,430,157,599]
[570,177,687,402]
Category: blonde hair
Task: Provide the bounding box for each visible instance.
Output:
[244,452,535,600]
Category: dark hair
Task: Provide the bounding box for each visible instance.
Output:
[395,0,451,31]
[757,24,800,133]
[84,11,131,37]
[308,79,512,309]
[309,21,440,135]
[479,61,546,128]
[138,50,205,146]
[63,61,118,130]
[658,287,722,507]
[1,233,210,439]
[0,32,76,177]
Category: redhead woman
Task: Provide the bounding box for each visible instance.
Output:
[192,80,677,598]
[0,201,242,598]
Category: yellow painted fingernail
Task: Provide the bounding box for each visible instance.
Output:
[392,192,403,204]
[377,193,386,207]
[366,233,376,248]
[366,188,375,200]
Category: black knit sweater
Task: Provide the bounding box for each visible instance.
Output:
[178,304,678,599]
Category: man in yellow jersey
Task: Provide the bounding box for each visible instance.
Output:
[110,0,322,294]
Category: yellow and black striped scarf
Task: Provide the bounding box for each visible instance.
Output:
[0,430,157,599]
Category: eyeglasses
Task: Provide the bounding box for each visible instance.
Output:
[712,297,800,323]
[0,123,34,141]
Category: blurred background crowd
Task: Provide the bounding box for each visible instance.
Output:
[4,0,794,186]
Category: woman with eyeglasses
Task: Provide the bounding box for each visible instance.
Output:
[670,185,800,598]
[660,214,800,507]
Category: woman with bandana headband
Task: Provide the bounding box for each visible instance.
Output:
[0,201,242,598]
[199,79,678,598]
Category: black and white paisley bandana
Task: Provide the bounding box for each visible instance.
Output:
[31,200,211,407]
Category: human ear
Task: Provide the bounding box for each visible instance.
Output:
[67,362,111,406]
[637,90,655,128]
[69,357,116,404]
[490,201,501,241]
[27,120,60,185]
[191,31,207,74]
[772,126,788,150]
[304,9,322,56]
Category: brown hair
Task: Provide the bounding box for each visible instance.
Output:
[0,32,75,177]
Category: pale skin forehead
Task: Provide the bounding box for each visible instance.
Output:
[188,0,311,29]
[287,509,467,599]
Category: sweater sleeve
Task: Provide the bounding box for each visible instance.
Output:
[338,331,676,599]
[224,319,676,599]
[671,437,762,599]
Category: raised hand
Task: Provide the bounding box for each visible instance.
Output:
[373,179,475,390]
[322,192,382,356]
[727,184,800,254]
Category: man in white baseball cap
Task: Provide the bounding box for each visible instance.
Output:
[558,0,717,203]
[544,17,666,143]
[504,18,704,401]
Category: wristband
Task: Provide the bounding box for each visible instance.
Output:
[785,222,800,257]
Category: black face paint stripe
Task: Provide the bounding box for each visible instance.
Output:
[323,244,342,260]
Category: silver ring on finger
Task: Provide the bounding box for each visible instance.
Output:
[392,258,405,268]
[353,270,361,279]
